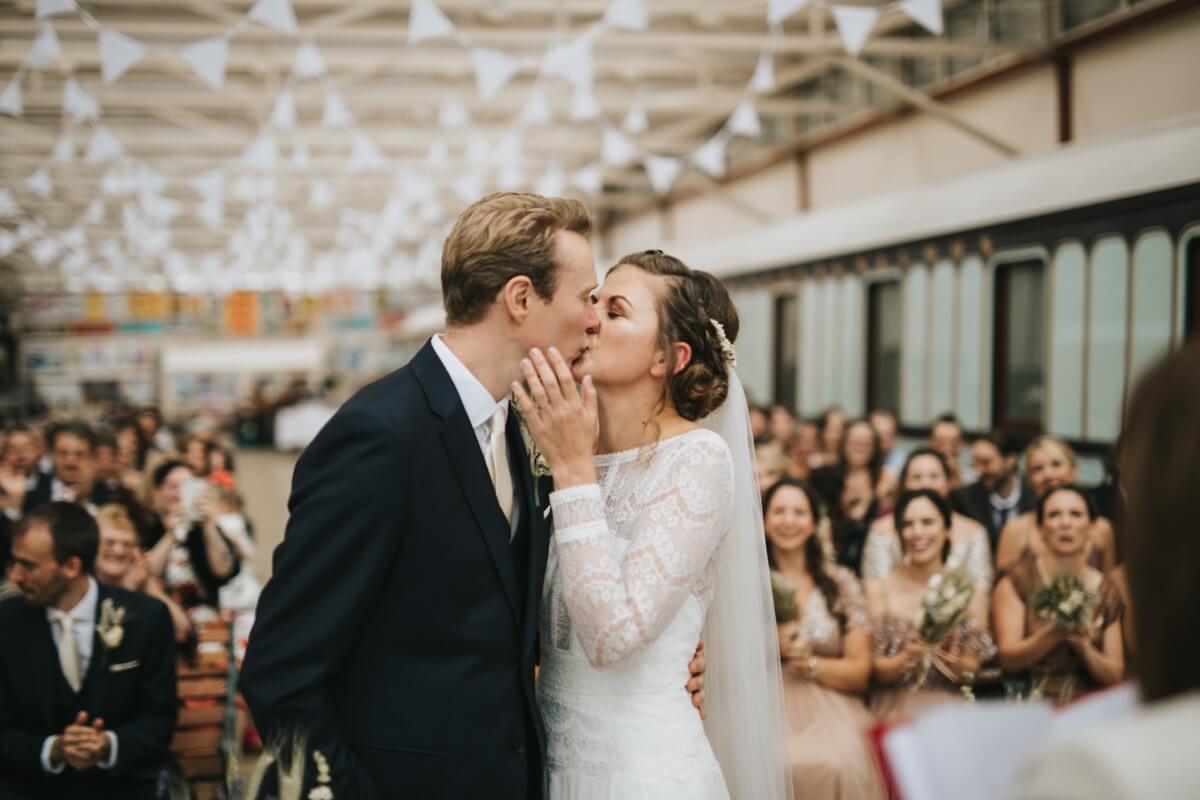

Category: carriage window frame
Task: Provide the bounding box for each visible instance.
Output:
[773,291,800,412]
[865,273,903,417]
[991,252,1048,434]
[1187,232,1200,341]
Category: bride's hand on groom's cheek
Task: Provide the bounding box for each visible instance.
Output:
[513,347,599,490]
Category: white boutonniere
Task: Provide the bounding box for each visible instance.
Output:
[513,410,552,506]
[97,597,126,650]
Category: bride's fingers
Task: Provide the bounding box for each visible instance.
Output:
[520,358,551,410]
[511,381,539,423]
[528,348,565,404]
[545,348,578,403]
[580,375,597,419]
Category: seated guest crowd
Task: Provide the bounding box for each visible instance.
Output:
[0,410,253,798]
[755,405,1129,799]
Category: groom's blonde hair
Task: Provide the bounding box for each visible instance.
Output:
[442,192,592,326]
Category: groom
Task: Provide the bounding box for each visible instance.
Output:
[244,193,667,799]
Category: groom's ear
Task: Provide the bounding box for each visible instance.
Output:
[502,275,535,321]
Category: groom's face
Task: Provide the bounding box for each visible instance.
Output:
[520,230,600,364]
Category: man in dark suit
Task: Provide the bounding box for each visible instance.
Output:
[952,430,1037,553]
[0,502,178,800]
[1,421,113,520]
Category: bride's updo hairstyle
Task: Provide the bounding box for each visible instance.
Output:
[609,250,739,421]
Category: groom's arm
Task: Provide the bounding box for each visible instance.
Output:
[241,405,406,800]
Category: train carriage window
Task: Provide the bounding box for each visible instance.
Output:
[993,260,1046,431]
[774,293,800,412]
[1188,236,1199,340]
[866,280,902,415]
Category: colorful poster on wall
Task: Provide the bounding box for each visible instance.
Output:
[223,291,261,336]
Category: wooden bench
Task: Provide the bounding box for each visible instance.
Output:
[173,621,238,799]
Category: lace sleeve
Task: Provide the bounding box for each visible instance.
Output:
[861,528,900,581]
[548,435,734,668]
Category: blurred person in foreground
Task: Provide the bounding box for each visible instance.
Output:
[0,502,177,800]
[1013,342,1200,799]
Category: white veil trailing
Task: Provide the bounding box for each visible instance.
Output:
[701,368,794,800]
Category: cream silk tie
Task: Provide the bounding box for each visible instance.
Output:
[53,614,82,693]
[486,407,514,525]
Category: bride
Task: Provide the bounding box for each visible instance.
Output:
[513,250,792,800]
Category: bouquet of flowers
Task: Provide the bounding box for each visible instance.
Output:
[771,570,799,625]
[1033,572,1095,633]
[911,568,976,690]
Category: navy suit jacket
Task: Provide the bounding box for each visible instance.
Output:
[0,583,178,800]
[241,340,551,800]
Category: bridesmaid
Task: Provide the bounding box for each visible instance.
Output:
[994,436,1116,572]
[765,479,885,800]
[993,485,1124,703]
[861,449,993,622]
[866,490,994,721]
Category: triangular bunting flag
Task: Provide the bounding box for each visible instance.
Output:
[768,0,811,26]
[198,198,223,228]
[438,98,471,129]
[493,131,522,165]
[25,24,62,70]
[26,167,53,199]
[623,99,648,134]
[292,140,311,169]
[409,0,455,45]
[466,133,491,163]
[427,139,449,166]
[452,172,483,204]
[519,88,552,125]
[0,78,21,116]
[84,199,105,224]
[603,0,648,31]
[52,133,73,161]
[269,89,297,130]
[243,133,278,170]
[322,86,354,127]
[86,125,123,162]
[497,163,525,192]
[249,0,298,36]
[292,42,326,78]
[752,51,775,92]
[643,155,681,193]
[190,169,224,203]
[569,86,600,121]
[471,47,520,100]
[0,189,20,217]
[99,29,147,84]
[542,37,593,90]
[36,0,76,19]
[691,135,728,178]
[900,0,943,35]
[179,38,228,91]
[63,78,99,122]
[729,99,761,137]
[535,161,566,198]
[349,131,386,172]
[832,5,878,56]
[571,163,603,195]
[231,174,258,202]
[601,128,636,166]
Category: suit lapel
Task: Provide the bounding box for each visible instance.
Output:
[507,413,550,652]
[24,606,66,728]
[81,584,111,714]
[412,341,522,629]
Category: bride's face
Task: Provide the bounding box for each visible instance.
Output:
[571,265,672,386]
[764,485,816,554]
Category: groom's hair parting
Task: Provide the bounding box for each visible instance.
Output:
[609,249,739,422]
[441,192,592,326]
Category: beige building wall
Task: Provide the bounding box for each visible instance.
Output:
[1072,6,1200,139]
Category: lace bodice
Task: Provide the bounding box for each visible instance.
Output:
[861,522,994,591]
[545,429,733,668]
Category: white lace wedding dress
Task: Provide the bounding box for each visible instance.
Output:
[538,429,733,799]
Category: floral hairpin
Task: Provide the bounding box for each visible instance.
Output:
[709,318,737,368]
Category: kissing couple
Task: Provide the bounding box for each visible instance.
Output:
[242,192,792,800]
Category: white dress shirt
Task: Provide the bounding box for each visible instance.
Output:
[41,577,119,774]
[431,335,521,535]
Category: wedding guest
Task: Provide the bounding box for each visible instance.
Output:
[1014,343,1200,799]
[182,435,210,478]
[765,479,885,800]
[750,405,771,444]
[861,449,993,618]
[92,434,121,494]
[840,419,898,511]
[952,430,1037,553]
[770,404,798,444]
[929,413,975,488]
[0,502,177,799]
[2,422,113,518]
[786,421,819,480]
[206,446,236,491]
[812,407,846,468]
[865,490,994,720]
[870,409,907,476]
[992,485,1124,704]
[832,468,874,575]
[142,460,239,612]
[995,436,1116,572]
[94,504,192,644]
[136,406,175,454]
[756,442,789,496]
